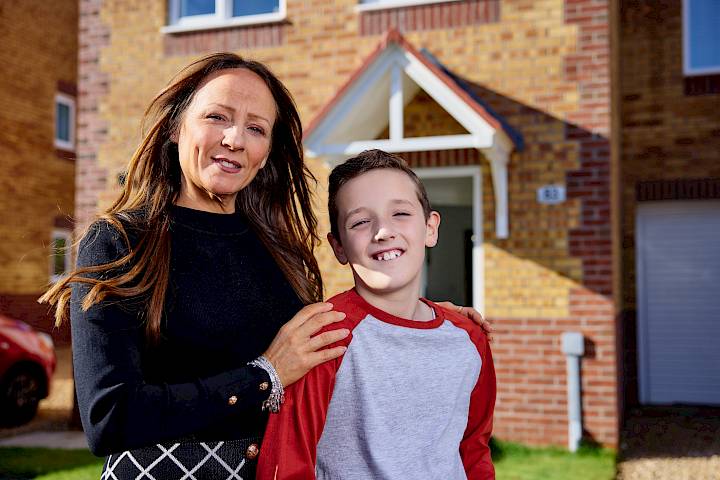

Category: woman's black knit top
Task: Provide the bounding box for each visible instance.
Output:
[70,205,303,456]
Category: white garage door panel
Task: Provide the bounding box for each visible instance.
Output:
[637,200,720,405]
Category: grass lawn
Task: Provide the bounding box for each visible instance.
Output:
[493,440,616,480]
[0,440,615,479]
[0,448,103,480]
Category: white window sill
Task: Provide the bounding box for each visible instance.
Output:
[162,12,286,34]
[684,66,720,77]
[355,0,459,13]
[54,139,75,151]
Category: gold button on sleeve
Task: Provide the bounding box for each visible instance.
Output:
[228,395,238,406]
[245,443,259,459]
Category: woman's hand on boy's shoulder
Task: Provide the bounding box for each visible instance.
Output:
[263,302,350,388]
[437,302,493,341]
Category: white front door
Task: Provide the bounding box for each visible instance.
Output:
[636,200,720,405]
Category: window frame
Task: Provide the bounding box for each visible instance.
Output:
[54,93,76,151]
[49,229,73,283]
[163,0,286,34]
[683,0,720,76]
[356,0,460,13]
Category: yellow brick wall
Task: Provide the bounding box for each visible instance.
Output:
[83,0,617,446]
[0,0,77,297]
[93,0,588,315]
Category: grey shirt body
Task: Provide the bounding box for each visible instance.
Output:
[316,314,482,480]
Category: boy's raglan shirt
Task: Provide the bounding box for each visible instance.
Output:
[257,289,496,480]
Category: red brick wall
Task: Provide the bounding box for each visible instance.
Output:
[565,0,616,444]
[164,24,286,56]
[360,0,500,35]
[485,0,616,446]
[76,0,111,233]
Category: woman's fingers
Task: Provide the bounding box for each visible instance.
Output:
[437,301,493,339]
[297,309,346,338]
[307,328,351,352]
[263,303,349,387]
[283,301,334,329]
[436,301,461,314]
[308,345,347,368]
[461,306,492,339]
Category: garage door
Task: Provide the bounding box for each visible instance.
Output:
[636,200,720,405]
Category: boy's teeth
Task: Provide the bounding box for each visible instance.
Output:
[220,160,237,168]
[376,250,402,261]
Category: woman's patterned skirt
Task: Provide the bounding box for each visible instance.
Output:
[100,437,261,479]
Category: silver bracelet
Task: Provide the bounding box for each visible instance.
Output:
[248,355,284,413]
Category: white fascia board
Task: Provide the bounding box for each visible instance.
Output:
[306,48,401,150]
[402,51,495,139]
[308,134,490,157]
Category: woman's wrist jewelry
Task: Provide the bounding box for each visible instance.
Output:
[248,355,284,413]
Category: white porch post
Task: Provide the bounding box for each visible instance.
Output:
[483,144,511,239]
[390,63,404,141]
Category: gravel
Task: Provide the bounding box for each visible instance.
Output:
[617,406,720,480]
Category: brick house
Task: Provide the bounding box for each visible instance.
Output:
[0,1,78,344]
[72,0,719,449]
[619,1,720,410]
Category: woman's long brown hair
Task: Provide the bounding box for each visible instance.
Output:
[40,53,323,343]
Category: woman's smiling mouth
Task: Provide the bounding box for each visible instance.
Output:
[213,157,243,173]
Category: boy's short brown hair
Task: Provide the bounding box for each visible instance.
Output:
[328,149,432,240]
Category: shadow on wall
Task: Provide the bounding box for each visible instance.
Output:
[466,79,611,299]
[399,75,612,299]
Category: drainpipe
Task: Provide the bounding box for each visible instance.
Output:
[561,332,584,452]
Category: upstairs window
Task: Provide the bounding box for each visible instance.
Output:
[683,0,720,75]
[54,94,75,151]
[50,229,72,282]
[165,0,285,32]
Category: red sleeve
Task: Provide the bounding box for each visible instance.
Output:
[438,307,496,480]
[460,334,496,479]
[256,353,343,480]
[257,292,359,480]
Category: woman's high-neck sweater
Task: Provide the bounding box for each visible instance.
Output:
[70,205,303,456]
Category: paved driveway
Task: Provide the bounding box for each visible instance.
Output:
[617,406,720,480]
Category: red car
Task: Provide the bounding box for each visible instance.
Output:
[0,314,56,427]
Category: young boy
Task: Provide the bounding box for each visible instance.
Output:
[257,149,496,479]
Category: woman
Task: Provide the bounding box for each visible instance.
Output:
[42,53,488,479]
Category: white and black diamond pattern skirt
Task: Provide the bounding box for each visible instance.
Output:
[101,437,261,480]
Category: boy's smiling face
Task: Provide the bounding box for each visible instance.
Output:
[328,168,440,300]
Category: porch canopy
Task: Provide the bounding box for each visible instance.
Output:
[304,29,522,238]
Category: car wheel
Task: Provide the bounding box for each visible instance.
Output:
[0,368,44,427]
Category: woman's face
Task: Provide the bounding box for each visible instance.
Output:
[174,68,277,213]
